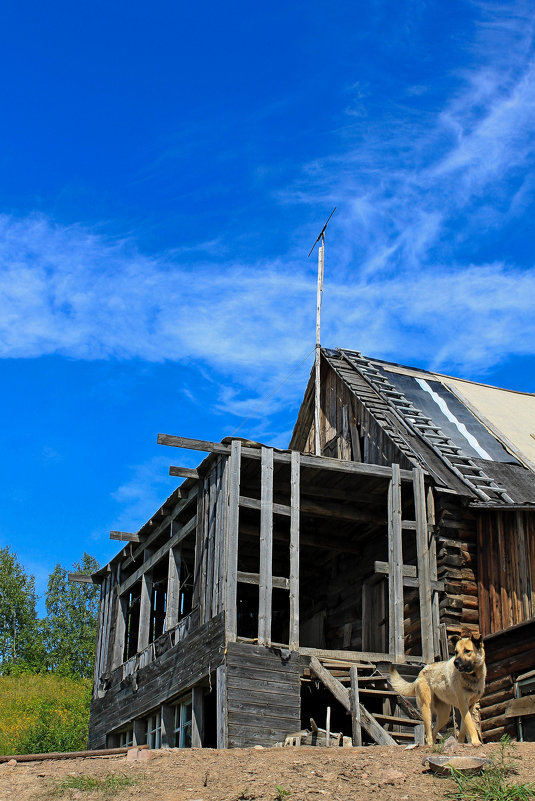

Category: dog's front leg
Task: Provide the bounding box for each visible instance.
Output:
[459,703,481,746]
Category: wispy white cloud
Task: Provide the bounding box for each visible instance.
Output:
[1,2,534,413]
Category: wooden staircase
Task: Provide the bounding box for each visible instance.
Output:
[304,657,424,746]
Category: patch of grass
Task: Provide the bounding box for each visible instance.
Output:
[445,736,535,801]
[54,773,140,797]
[0,674,91,755]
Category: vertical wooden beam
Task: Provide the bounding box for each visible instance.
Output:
[165,543,182,632]
[216,665,228,749]
[388,464,404,661]
[427,486,440,657]
[133,718,146,747]
[92,580,106,694]
[161,703,174,748]
[192,686,204,748]
[212,459,223,616]
[258,446,274,645]
[138,571,153,652]
[350,665,362,746]
[193,480,205,612]
[111,592,127,669]
[414,468,434,663]
[225,441,241,642]
[289,450,300,651]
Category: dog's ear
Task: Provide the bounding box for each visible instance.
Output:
[449,635,459,649]
[471,632,483,650]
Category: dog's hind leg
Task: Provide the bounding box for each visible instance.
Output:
[431,700,451,743]
[416,682,434,746]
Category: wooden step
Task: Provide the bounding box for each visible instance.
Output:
[373,714,421,726]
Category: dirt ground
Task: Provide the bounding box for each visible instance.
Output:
[2,742,535,801]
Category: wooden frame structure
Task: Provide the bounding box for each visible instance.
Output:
[87,348,535,748]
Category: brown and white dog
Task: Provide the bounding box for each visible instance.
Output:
[389,632,486,746]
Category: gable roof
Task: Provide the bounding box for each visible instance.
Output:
[290,348,535,507]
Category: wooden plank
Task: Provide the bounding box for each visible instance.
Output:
[227,686,300,707]
[158,432,415,481]
[427,486,441,657]
[216,664,228,749]
[225,440,241,642]
[505,695,535,718]
[289,451,300,651]
[169,466,199,479]
[237,571,290,590]
[110,531,142,543]
[68,572,95,584]
[158,434,229,454]
[192,685,204,747]
[160,703,174,748]
[119,514,197,596]
[130,485,198,564]
[138,572,153,652]
[111,593,127,670]
[299,646,422,664]
[414,468,434,663]
[350,665,362,746]
[239,496,291,517]
[165,544,181,631]
[389,464,404,662]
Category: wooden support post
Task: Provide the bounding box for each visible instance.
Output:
[258,447,274,645]
[325,706,331,746]
[388,464,404,661]
[138,571,153,652]
[216,665,228,749]
[133,719,146,747]
[414,468,434,664]
[427,486,440,658]
[350,665,362,747]
[111,592,127,669]
[289,451,300,651]
[160,703,174,748]
[192,686,204,748]
[414,724,425,745]
[165,544,182,632]
[225,441,241,642]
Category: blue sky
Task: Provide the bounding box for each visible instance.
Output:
[1,1,534,613]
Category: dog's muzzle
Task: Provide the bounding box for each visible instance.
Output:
[454,658,474,673]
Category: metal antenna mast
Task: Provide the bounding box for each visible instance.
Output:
[308,207,336,456]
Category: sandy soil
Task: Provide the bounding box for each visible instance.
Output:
[2,742,535,801]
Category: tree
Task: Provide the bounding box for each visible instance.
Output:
[43,553,100,679]
[0,547,43,672]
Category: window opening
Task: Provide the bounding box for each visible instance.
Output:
[173,696,192,748]
[146,711,161,749]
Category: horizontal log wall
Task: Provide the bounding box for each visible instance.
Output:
[435,496,479,640]
[89,612,225,749]
[478,511,535,637]
[225,642,300,747]
[481,620,535,741]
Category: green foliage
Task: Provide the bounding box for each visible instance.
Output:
[445,736,535,801]
[0,673,91,755]
[54,773,139,797]
[0,547,43,672]
[43,553,100,678]
[275,786,291,800]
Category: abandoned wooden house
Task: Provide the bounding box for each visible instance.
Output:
[85,348,535,749]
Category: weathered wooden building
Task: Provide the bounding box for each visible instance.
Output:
[86,348,535,748]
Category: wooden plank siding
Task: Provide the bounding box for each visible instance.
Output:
[224,642,300,748]
[478,511,535,636]
[89,612,225,749]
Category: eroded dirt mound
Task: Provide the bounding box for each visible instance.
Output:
[2,741,535,801]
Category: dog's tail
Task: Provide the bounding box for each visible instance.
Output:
[389,665,417,697]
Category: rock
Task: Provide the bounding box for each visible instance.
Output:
[442,736,458,751]
[138,749,153,762]
[6,759,17,767]
[379,768,405,785]
[253,745,264,750]
[126,747,139,761]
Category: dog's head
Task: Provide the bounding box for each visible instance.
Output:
[452,632,485,674]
